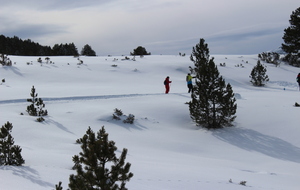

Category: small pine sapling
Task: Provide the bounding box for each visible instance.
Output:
[0,54,12,66]
[112,109,135,124]
[240,181,247,186]
[250,60,269,86]
[123,114,135,124]
[37,57,42,63]
[113,108,123,120]
[114,108,123,116]
[26,86,48,122]
[45,57,50,63]
[54,181,63,190]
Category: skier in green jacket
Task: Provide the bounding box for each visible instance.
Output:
[186,73,195,93]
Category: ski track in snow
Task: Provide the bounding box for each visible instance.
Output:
[268,80,298,88]
[0,93,187,105]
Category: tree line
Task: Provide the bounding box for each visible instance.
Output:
[0,34,154,57]
[0,35,96,56]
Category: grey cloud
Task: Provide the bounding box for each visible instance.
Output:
[0,0,297,56]
[0,0,113,11]
[204,27,285,54]
[2,23,68,41]
[143,27,285,55]
[39,0,113,10]
[0,0,180,12]
[206,28,284,43]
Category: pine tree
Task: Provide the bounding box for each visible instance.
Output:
[81,44,96,56]
[249,60,269,86]
[282,7,300,67]
[189,38,237,129]
[130,46,151,56]
[68,126,133,190]
[0,54,12,66]
[0,122,25,166]
[54,182,63,190]
[26,86,48,121]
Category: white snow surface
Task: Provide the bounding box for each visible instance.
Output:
[1,54,300,190]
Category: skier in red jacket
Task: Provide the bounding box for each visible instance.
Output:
[164,76,172,94]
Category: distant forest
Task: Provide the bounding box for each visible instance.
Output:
[0,35,79,56]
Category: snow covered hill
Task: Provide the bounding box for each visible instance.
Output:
[1,54,300,190]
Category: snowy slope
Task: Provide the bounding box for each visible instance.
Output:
[1,54,300,190]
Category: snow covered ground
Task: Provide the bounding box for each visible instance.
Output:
[1,54,300,190]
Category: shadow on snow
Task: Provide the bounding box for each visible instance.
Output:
[1,166,53,188]
[213,127,300,163]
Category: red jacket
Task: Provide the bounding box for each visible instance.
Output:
[165,77,171,86]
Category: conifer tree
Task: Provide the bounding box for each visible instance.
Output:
[68,126,133,190]
[282,7,300,67]
[249,60,269,86]
[81,44,96,56]
[0,54,12,66]
[0,122,25,166]
[189,38,237,129]
[130,46,151,56]
[54,182,63,190]
[26,86,48,121]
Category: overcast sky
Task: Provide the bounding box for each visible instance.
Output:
[0,0,299,55]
